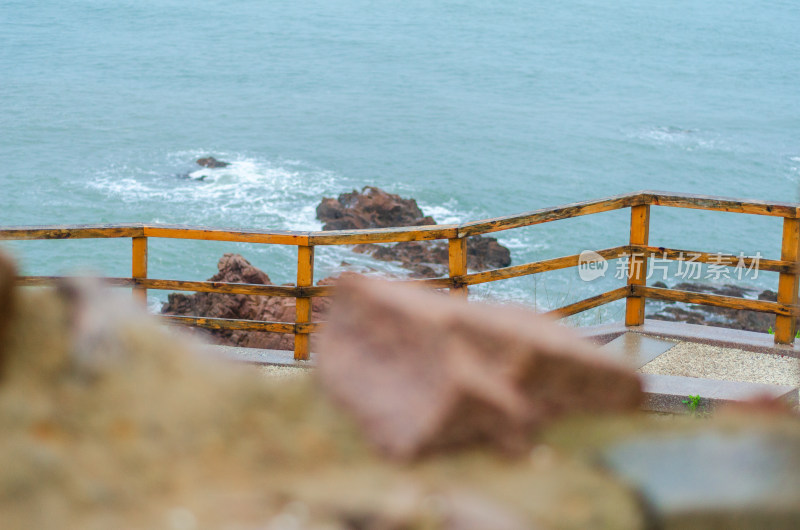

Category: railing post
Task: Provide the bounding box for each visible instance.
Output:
[625,205,650,326]
[775,217,799,344]
[448,237,468,298]
[294,245,315,360]
[132,236,148,307]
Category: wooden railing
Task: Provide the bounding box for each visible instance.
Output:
[3,190,799,360]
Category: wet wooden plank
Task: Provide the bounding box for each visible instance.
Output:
[547,286,630,318]
[308,224,458,245]
[633,285,796,316]
[296,321,325,334]
[132,236,148,306]
[294,245,315,360]
[645,190,800,217]
[458,192,646,237]
[448,237,468,298]
[136,278,300,297]
[143,224,309,245]
[160,315,295,333]
[631,245,791,274]
[461,246,629,286]
[626,205,650,326]
[775,217,800,343]
[0,224,145,240]
[15,276,135,287]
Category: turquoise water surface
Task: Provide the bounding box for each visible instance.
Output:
[2,1,799,321]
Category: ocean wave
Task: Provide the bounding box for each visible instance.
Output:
[87,151,344,231]
[629,126,727,152]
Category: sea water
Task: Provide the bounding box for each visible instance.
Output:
[2,1,799,322]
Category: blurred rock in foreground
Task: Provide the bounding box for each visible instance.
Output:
[2,251,800,529]
[319,278,643,460]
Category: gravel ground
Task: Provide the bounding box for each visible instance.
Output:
[252,341,800,390]
[259,365,307,378]
[638,341,800,387]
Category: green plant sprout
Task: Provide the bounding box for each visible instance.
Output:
[766,326,800,338]
[682,394,702,413]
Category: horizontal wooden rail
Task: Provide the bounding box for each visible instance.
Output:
[0,224,144,240]
[546,287,630,319]
[15,276,136,287]
[139,278,301,297]
[644,191,800,218]
[461,246,629,286]
[308,224,458,245]
[458,192,645,237]
[632,285,797,316]
[161,315,296,333]
[630,245,793,274]
[144,225,309,246]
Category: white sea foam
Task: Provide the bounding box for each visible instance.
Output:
[630,126,727,152]
[88,152,343,231]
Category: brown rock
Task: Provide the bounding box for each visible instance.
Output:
[318,278,643,460]
[196,156,229,168]
[317,186,511,274]
[316,186,436,231]
[0,251,16,377]
[161,253,336,350]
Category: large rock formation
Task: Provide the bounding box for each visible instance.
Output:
[646,281,781,332]
[161,253,336,351]
[318,277,643,460]
[317,187,511,276]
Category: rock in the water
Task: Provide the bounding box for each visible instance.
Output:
[0,251,16,377]
[196,156,229,168]
[161,253,335,351]
[317,186,511,274]
[318,277,643,460]
[316,186,436,231]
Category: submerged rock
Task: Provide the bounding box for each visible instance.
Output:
[195,156,229,168]
[316,186,511,276]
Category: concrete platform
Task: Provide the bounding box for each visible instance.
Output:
[206,345,316,368]
[599,333,676,369]
[206,320,800,413]
[641,373,799,413]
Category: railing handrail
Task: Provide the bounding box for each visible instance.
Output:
[3,190,799,244]
[3,189,800,359]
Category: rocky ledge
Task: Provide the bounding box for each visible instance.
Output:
[317,186,511,277]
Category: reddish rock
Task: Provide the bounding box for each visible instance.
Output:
[0,251,16,377]
[316,186,436,231]
[196,156,229,168]
[317,278,643,460]
[317,187,511,274]
[161,254,336,351]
